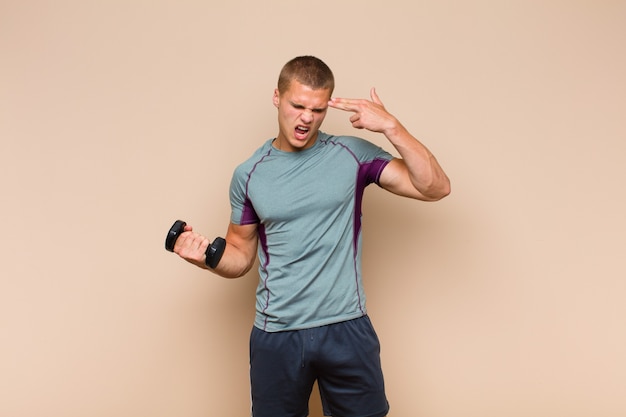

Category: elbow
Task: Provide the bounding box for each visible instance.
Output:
[435,188,451,201]
[215,261,255,279]
[422,178,451,201]
[438,179,452,200]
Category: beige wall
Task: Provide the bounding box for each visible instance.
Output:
[1,1,625,416]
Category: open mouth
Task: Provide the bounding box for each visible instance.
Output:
[294,125,310,139]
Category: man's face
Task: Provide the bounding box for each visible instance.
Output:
[273,79,331,152]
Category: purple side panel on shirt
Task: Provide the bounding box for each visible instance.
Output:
[352,157,390,314]
[354,158,390,250]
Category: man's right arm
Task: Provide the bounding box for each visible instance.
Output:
[173,222,258,279]
[216,222,258,278]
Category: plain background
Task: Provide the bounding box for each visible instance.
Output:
[1,1,625,416]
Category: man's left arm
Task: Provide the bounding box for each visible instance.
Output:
[328,88,451,201]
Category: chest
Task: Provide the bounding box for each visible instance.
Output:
[247,149,358,224]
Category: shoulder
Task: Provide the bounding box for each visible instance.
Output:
[319,132,366,147]
[320,132,393,162]
[234,139,274,174]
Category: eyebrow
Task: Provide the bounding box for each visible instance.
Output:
[289,101,328,112]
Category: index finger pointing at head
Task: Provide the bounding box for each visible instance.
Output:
[328,97,358,112]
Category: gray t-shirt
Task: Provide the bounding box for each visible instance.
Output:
[230,131,393,332]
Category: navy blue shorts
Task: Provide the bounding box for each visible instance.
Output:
[249,315,389,417]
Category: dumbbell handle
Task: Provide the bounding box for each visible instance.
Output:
[165,220,226,269]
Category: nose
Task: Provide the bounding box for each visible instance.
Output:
[300,109,313,123]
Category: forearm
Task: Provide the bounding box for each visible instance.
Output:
[383,120,451,200]
[209,241,257,278]
[208,222,258,278]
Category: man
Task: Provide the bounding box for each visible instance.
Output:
[173,56,450,417]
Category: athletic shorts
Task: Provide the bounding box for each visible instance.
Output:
[249,315,389,417]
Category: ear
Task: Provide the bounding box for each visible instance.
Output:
[272,89,280,108]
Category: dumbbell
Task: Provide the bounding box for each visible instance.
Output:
[165,220,226,269]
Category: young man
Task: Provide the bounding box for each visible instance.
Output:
[173,56,450,417]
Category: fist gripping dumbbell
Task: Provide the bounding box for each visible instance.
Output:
[165,220,226,269]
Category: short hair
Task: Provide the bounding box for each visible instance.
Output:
[277,56,335,95]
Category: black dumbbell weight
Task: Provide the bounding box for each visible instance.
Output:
[165,220,226,269]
